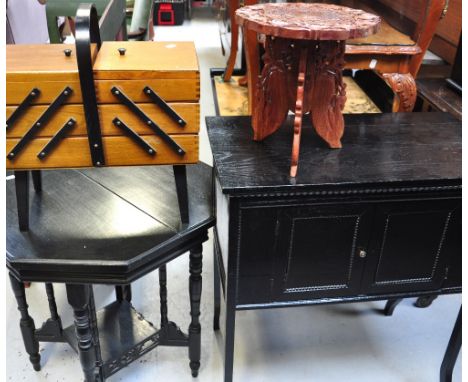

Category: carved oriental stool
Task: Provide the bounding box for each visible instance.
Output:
[236,3,380,177]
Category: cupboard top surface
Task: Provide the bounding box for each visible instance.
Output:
[206,113,461,194]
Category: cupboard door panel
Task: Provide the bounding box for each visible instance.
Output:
[273,203,373,300]
[362,199,460,294]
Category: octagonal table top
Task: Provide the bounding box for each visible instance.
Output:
[6,163,214,284]
[236,3,381,40]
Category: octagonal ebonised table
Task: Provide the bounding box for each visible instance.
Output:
[6,163,215,381]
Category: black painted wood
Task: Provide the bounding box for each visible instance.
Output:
[159,265,169,327]
[207,113,462,382]
[7,163,214,381]
[6,164,215,284]
[206,113,461,194]
[189,244,203,377]
[384,298,402,316]
[9,273,41,371]
[31,170,42,193]
[415,295,439,308]
[115,285,132,302]
[45,283,60,320]
[213,247,221,331]
[66,284,99,382]
[173,165,190,224]
[14,171,29,232]
[440,307,462,382]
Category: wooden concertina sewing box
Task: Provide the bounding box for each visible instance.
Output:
[6,41,200,169]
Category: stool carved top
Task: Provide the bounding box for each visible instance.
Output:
[235,3,381,41]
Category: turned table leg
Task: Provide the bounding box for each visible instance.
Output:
[189,244,203,377]
[66,284,100,382]
[160,265,169,327]
[9,273,41,371]
[382,72,417,112]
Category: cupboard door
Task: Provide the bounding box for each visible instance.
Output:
[361,199,461,294]
[236,206,280,305]
[272,203,373,301]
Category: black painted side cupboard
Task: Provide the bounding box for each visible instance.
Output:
[234,195,461,306]
[208,113,462,309]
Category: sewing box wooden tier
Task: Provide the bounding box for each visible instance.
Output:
[6,41,200,169]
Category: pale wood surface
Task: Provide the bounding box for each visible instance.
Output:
[214,75,380,116]
[6,44,80,82]
[6,135,198,170]
[93,41,199,80]
[348,19,415,46]
[7,79,200,105]
[6,103,199,138]
[236,3,380,40]
[7,42,198,81]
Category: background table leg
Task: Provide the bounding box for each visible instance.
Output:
[440,306,461,382]
[222,0,239,82]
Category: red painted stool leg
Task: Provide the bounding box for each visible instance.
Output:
[290,47,308,177]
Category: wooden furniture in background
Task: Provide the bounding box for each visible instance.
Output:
[236,3,380,176]
[429,0,460,64]
[416,78,461,120]
[206,112,461,382]
[223,0,448,113]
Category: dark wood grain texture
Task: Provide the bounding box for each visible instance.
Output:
[207,113,461,193]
